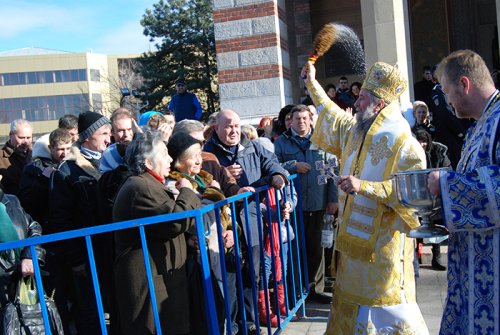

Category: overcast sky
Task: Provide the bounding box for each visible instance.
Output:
[0,0,157,55]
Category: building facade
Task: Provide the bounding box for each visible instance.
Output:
[213,0,500,122]
[0,48,135,139]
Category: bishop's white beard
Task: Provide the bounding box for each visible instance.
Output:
[353,103,377,136]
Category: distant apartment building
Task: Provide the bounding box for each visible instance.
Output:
[0,47,139,139]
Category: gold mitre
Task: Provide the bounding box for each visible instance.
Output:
[361,62,407,102]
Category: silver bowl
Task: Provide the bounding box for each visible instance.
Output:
[393,168,443,211]
[392,168,449,238]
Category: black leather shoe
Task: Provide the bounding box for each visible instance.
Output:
[307,292,332,304]
[431,260,446,271]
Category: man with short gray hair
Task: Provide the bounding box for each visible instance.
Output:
[0,119,33,195]
[173,119,204,136]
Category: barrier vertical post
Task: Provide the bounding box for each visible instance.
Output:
[213,209,232,335]
[275,186,290,319]
[241,197,262,334]
[263,190,280,329]
[284,179,299,310]
[30,245,52,335]
[139,225,162,335]
[85,236,108,334]
[195,211,220,335]
[252,191,272,334]
[229,201,248,335]
[291,178,308,318]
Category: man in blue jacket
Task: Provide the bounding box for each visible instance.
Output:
[168,79,203,121]
[274,104,338,303]
[204,108,288,335]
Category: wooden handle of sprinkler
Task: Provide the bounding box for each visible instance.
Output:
[302,55,319,79]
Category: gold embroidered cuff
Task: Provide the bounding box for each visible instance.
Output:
[306,80,332,107]
[360,180,390,203]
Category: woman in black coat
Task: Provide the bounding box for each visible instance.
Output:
[112,130,201,335]
[414,129,450,270]
[414,129,451,169]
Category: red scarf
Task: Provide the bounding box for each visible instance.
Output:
[146,168,165,183]
[264,188,282,282]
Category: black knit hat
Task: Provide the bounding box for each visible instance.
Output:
[167,133,201,165]
[78,111,111,142]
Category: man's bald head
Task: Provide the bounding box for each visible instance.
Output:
[216,109,240,123]
[215,109,241,146]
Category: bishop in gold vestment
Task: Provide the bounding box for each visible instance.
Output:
[302,61,429,335]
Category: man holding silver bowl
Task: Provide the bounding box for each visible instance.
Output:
[427,50,500,335]
[302,60,429,334]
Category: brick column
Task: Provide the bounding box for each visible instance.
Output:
[213,0,292,123]
[288,0,312,101]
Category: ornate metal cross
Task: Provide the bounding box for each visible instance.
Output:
[316,157,339,185]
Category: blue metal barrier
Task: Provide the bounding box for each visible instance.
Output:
[0,174,312,334]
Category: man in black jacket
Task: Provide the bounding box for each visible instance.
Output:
[19,129,72,228]
[47,111,111,334]
[414,65,435,108]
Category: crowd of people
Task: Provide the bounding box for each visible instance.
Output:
[0,102,318,335]
[0,49,497,335]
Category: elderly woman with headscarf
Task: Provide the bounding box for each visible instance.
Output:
[112,130,201,335]
[165,132,235,334]
[165,132,235,263]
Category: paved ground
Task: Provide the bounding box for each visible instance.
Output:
[281,245,448,335]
